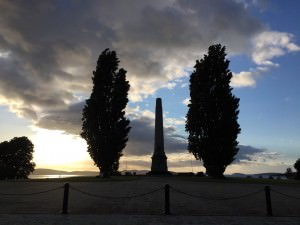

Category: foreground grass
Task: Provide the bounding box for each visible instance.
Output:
[171,175,300,186]
[2,175,300,186]
[2,175,141,183]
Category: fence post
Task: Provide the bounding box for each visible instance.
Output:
[165,184,170,215]
[264,185,273,216]
[62,183,69,214]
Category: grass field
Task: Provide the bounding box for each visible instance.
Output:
[17,174,300,186]
[1,175,299,216]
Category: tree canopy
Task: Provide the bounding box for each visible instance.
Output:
[0,136,35,179]
[294,158,300,179]
[185,44,241,178]
[81,49,130,177]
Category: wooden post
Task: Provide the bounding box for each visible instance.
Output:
[165,184,170,215]
[62,183,69,214]
[264,186,273,216]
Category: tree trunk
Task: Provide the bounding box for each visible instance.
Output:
[205,165,226,178]
[101,170,111,178]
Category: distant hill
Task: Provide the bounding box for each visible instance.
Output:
[227,173,248,178]
[32,168,149,176]
[32,168,99,176]
[32,169,286,178]
[228,172,285,178]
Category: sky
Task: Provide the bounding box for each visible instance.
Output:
[0,0,299,174]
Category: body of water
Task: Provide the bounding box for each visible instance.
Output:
[29,174,80,179]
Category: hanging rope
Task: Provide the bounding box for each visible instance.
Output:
[0,186,63,196]
[70,185,163,199]
[170,186,263,200]
[271,188,300,200]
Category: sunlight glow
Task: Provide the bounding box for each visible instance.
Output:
[31,128,96,171]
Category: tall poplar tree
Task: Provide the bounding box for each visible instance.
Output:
[81,49,130,177]
[186,44,241,178]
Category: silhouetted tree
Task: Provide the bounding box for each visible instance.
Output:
[285,167,293,179]
[81,49,130,178]
[294,158,300,179]
[186,44,241,178]
[0,137,35,179]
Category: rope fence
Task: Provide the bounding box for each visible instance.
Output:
[0,183,299,216]
[170,186,263,201]
[70,185,163,200]
[0,186,63,196]
[271,188,300,200]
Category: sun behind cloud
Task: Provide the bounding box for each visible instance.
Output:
[31,128,96,171]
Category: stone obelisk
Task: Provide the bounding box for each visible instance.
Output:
[150,98,168,174]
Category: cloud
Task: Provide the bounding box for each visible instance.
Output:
[0,0,102,123]
[120,158,151,170]
[234,145,280,164]
[252,31,300,66]
[121,144,279,172]
[125,113,187,156]
[182,98,190,106]
[0,0,265,125]
[231,71,256,88]
[232,31,300,88]
[234,145,264,163]
[36,102,84,135]
[165,117,185,126]
[0,0,298,136]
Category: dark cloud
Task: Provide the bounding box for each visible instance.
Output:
[177,0,264,50]
[125,116,187,156]
[0,0,108,120]
[0,0,265,131]
[233,145,267,164]
[123,159,150,169]
[37,102,85,134]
